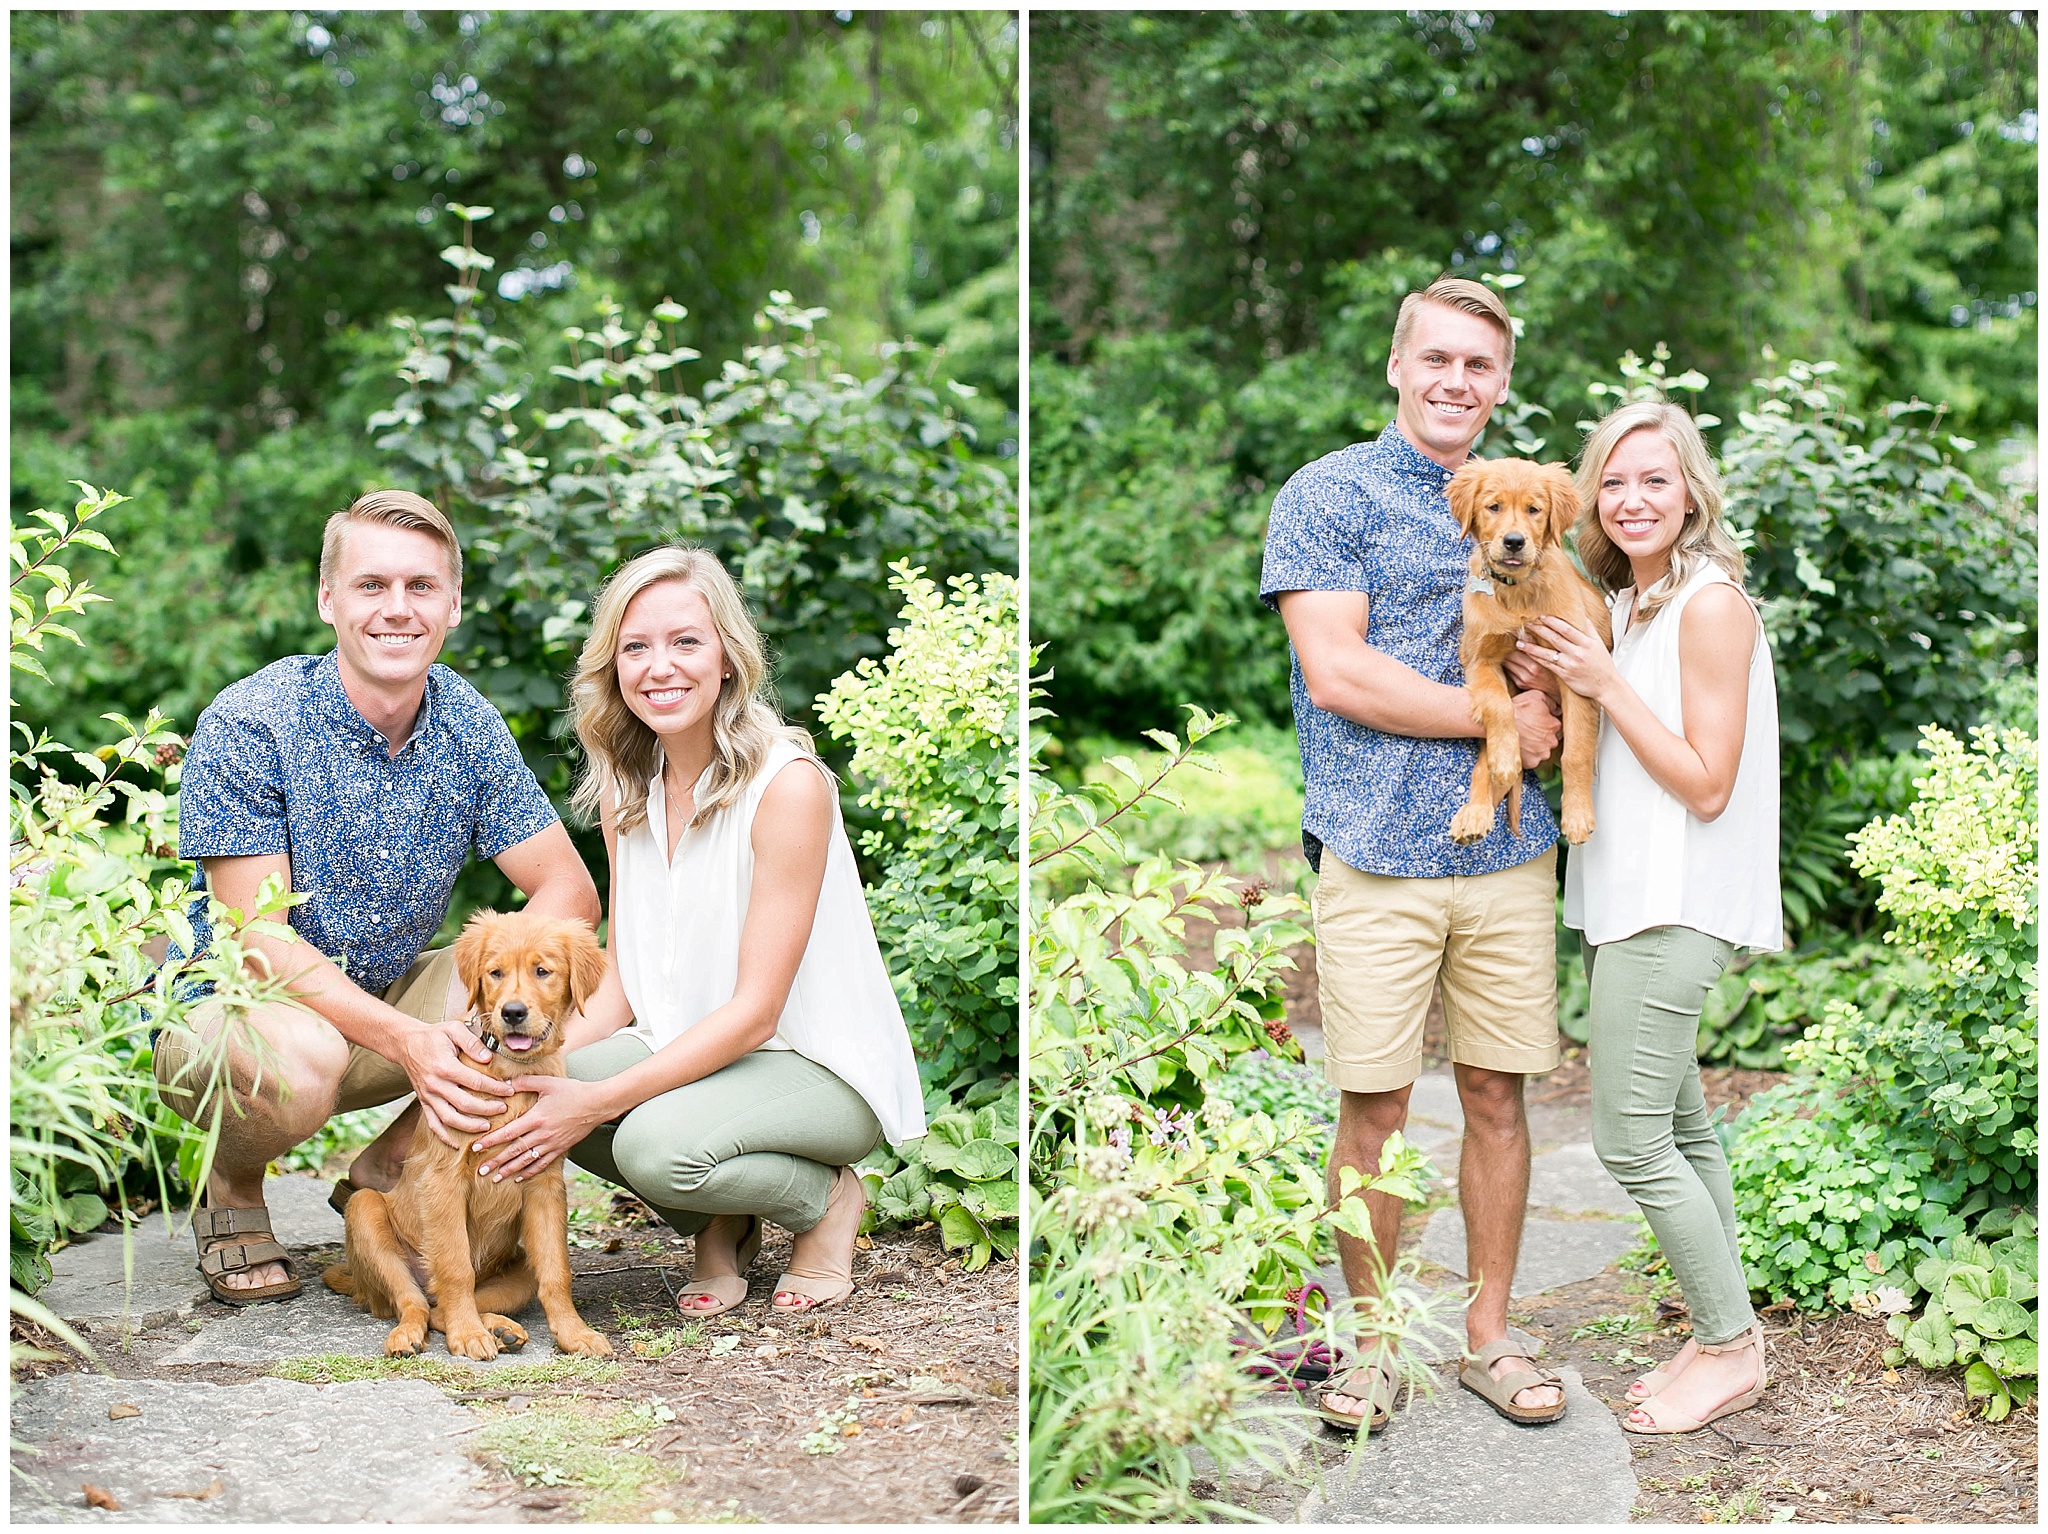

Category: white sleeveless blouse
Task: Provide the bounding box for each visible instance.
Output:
[610,737,927,1147]
[1563,564,1784,952]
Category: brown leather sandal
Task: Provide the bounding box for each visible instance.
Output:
[1459,1337,1566,1424]
[194,1205,302,1306]
[1315,1362,1396,1434]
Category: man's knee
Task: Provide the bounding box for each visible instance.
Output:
[153,1006,348,1133]
[1337,1085,1413,1142]
[1455,1067,1527,1137]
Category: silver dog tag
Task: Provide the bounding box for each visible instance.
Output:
[1466,572,1495,596]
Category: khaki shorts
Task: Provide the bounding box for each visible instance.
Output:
[1311,847,1560,1092]
[153,947,456,1121]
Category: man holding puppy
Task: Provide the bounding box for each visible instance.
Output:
[1260,276,1570,1429]
[156,490,599,1305]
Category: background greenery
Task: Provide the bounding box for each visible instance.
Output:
[1031,8,2036,743]
[13,7,1018,898]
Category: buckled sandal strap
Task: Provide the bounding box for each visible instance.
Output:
[195,1206,276,1241]
[197,1238,296,1280]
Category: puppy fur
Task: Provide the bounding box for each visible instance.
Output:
[1446,458,1614,846]
[323,910,613,1360]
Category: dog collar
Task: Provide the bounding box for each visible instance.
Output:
[1483,562,1522,588]
[470,1016,550,1058]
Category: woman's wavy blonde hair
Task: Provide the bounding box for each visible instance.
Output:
[569,546,818,834]
[1574,401,1747,620]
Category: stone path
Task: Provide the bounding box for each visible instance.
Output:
[1259,1055,1647,1524]
[15,1173,586,1523]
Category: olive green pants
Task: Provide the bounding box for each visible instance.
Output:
[1585,926,1757,1346]
[564,1033,881,1236]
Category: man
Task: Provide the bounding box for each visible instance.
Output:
[156,490,600,1303]
[1260,276,1568,1429]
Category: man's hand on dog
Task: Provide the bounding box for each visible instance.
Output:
[400,1020,515,1145]
[472,1074,611,1182]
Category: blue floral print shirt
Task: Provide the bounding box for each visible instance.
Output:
[174,651,559,995]
[1259,424,1558,877]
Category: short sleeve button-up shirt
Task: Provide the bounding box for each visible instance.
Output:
[1259,424,1558,878]
[174,651,559,995]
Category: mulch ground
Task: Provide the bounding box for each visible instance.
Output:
[1416,1051,2038,1525]
[14,1176,1019,1526]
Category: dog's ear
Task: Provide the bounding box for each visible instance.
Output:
[563,925,608,1018]
[452,911,499,1019]
[1447,464,1485,541]
[1538,464,1580,547]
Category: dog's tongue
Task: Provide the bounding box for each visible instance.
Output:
[504,1035,538,1053]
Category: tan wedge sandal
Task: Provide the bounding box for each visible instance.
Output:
[675,1215,762,1318]
[773,1166,864,1312]
[1621,1324,1767,1435]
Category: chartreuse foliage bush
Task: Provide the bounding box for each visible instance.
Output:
[1728,724,2037,1350]
[817,562,1018,1083]
[1028,705,1442,1522]
[818,562,1018,1269]
[11,486,297,1365]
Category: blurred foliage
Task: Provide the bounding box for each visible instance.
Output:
[13,9,1018,829]
[1034,9,2035,438]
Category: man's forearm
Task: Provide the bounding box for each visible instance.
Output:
[1302,642,1483,741]
[249,935,422,1057]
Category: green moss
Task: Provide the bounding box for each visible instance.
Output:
[267,1353,624,1391]
[474,1399,675,1521]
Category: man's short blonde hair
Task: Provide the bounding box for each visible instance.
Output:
[320,490,462,587]
[1391,275,1516,373]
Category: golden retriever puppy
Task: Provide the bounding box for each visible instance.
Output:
[1446,458,1614,846]
[323,910,613,1361]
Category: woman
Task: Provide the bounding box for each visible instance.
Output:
[472,546,925,1315]
[1518,400,1781,1435]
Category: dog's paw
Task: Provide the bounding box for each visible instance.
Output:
[556,1325,613,1358]
[384,1321,428,1358]
[483,1315,529,1353]
[1448,803,1495,845]
[444,1326,501,1362]
[1561,804,1596,844]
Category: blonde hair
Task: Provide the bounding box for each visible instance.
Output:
[320,489,462,586]
[568,546,819,834]
[1573,402,1747,620]
[1392,275,1516,373]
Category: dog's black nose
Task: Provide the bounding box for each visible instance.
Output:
[499,1000,529,1026]
[1502,531,1526,553]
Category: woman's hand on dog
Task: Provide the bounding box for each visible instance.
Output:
[1519,616,1621,705]
[402,1021,516,1146]
[472,1074,611,1182]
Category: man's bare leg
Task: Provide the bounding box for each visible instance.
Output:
[1455,1062,1560,1411]
[1323,1084,1413,1417]
[180,1001,348,1292]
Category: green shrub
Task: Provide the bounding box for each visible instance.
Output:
[1729,722,2037,1309]
[817,563,1018,1083]
[1690,933,1930,1072]
[1075,722,1305,875]
[368,207,1015,786]
[858,1077,1018,1272]
[1028,704,1443,1521]
[11,486,298,1360]
[1875,1216,2038,1421]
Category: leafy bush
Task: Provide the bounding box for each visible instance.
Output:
[1028,704,1441,1521]
[11,486,297,1359]
[857,1077,1018,1273]
[1690,934,1930,1072]
[817,563,1018,1082]
[1072,722,1306,875]
[1875,1216,2038,1421]
[1729,722,2037,1309]
[1722,358,2036,787]
[369,207,1016,781]
[1217,1048,1339,1131]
